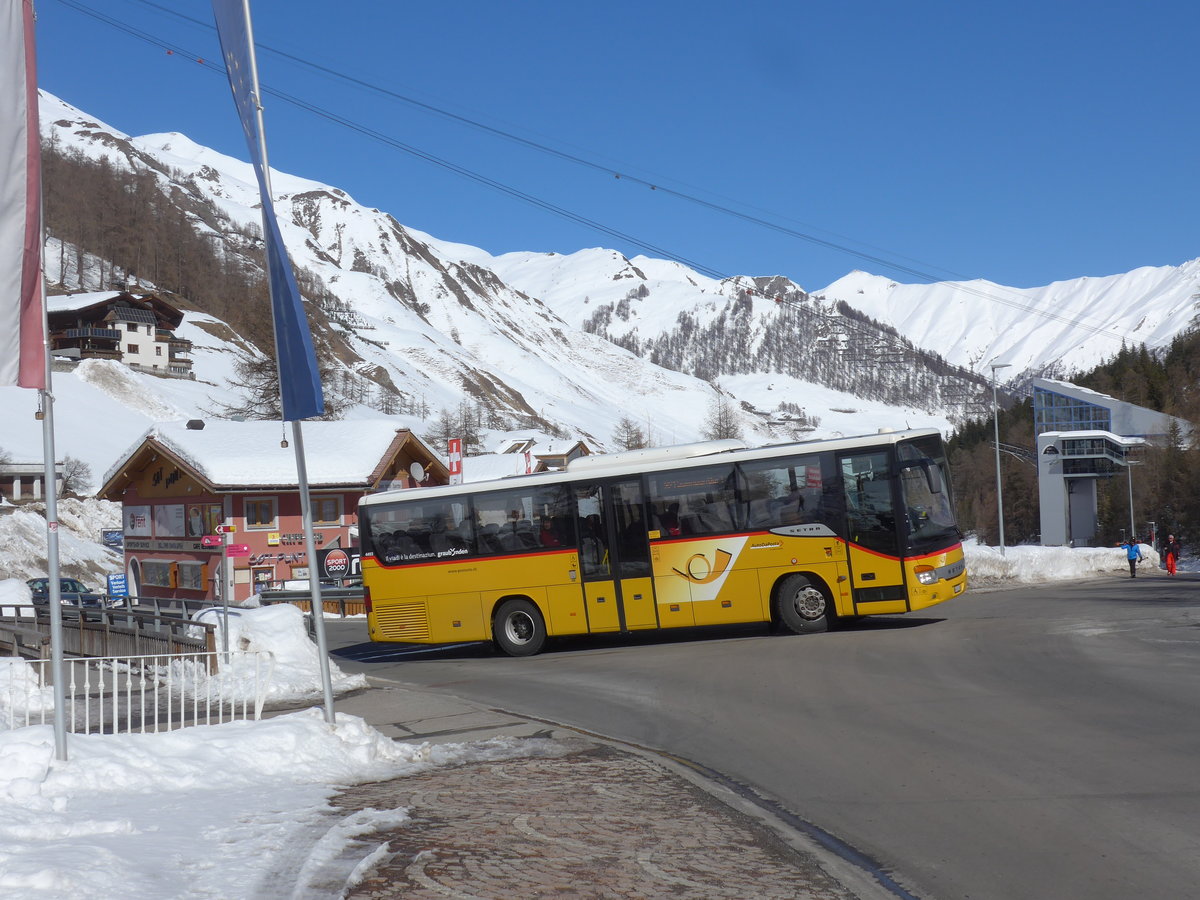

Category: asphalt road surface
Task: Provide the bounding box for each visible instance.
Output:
[328,572,1200,900]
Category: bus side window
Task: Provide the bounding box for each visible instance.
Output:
[580,514,609,575]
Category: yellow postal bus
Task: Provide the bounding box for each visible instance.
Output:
[358,428,966,656]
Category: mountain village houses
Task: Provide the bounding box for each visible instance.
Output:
[46,290,194,377]
[98,421,447,605]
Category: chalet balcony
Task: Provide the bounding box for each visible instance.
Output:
[61,327,121,341]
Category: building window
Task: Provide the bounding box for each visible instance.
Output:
[245,497,277,529]
[127,344,140,354]
[177,562,207,591]
[313,496,342,525]
[142,560,175,588]
[155,346,163,356]
[126,322,137,331]
[1033,386,1111,436]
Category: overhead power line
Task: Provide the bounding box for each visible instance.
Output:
[54,0,1127,343]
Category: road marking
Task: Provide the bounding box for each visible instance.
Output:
[346,642,481,661]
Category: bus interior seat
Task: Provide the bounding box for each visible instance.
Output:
[515,520,538,548]
[480,523,503,554]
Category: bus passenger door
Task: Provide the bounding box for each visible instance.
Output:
[576,484,619,632]
[606,479,657,629]
[574,481,658,633]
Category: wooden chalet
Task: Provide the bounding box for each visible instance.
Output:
[98,420,447,604]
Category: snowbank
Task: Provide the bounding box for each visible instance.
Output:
[0,709,571,899]
[963,540,1159,586]
[193,603,369,701]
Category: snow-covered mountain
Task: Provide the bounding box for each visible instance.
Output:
[5,91,1196,487]
[436,242,1200,384]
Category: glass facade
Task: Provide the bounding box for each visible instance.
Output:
[1033,386,1111,435]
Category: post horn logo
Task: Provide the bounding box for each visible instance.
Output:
[672,549,733,584]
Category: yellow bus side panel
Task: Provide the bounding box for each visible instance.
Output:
[650,546,696,628]
[424,591,487,642]
[847,545,907,613]
[365,551,580,644]
[620,576,658,629]
[692,568,762,626]
[584,582,621,632]
[545,583,589,636]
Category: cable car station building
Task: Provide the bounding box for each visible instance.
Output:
[1033,378,1190,546]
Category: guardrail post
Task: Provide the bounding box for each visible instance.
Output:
[204,628,218,673]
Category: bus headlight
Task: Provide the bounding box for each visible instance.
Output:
[914,565,937,585]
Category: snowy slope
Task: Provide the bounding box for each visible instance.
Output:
[13,91,1194,488]
[817,265,1200,376]
[431,243,1200,382]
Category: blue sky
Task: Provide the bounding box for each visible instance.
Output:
[32,0,1200,290]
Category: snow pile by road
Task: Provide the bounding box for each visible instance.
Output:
[193,603,369,701]
[0,708,571,899]
[963,539,1161,585]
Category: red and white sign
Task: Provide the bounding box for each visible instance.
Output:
[226,544,250,557]
[322,548,350,579]
[448,438,463,485]
[215,524,237,534]
[200,535,223,548]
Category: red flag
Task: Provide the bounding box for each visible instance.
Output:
[0,0,46,389]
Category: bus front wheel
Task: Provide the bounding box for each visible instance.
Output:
[493,598,547,657]
[773,574,829,635]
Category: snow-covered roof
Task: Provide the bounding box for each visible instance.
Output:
[103,420,436,490]
[462,453,529,483]
[46,291,123,313]
[534,439,588,457]
[1033,378,1119,403]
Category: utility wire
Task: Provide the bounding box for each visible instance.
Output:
[55,0,1126,342]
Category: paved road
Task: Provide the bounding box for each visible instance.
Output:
[328,572,1200,900]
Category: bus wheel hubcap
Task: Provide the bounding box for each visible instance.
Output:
[507,614,534,643]
[794,588,825,620]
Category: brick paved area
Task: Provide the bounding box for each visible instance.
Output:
[338,743,861,899]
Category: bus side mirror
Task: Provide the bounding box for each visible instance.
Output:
[923,461,945,494]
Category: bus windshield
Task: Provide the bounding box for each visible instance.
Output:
[897,437,958,551]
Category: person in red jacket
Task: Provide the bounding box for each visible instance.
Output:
[1161,534,1182,576]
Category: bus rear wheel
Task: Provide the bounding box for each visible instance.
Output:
[493,598,547,657]
[774,574,829,635]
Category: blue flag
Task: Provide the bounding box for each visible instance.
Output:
[211,0,324,421]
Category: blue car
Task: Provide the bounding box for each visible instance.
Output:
[26,577,108,608]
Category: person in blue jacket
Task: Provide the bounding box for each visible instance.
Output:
[1120,538,1145,578]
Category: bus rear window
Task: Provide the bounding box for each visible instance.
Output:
[365,498,472,564]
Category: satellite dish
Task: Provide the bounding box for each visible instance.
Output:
[409,462,425,482]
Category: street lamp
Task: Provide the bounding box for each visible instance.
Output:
[990,362,1012,556]
[1126,448,1137,543]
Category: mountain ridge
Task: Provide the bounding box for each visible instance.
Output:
[9,90,1195,486]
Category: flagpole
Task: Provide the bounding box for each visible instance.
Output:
[229,0,335,723]
[11,0,68,761]
[40,312,68,761]
[290,423,337,720]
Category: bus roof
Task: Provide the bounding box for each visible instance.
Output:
[359,427,944,508]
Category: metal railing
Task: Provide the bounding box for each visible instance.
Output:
[0,604,215,660]
[0,650,275,735]
[259,586,365,618]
